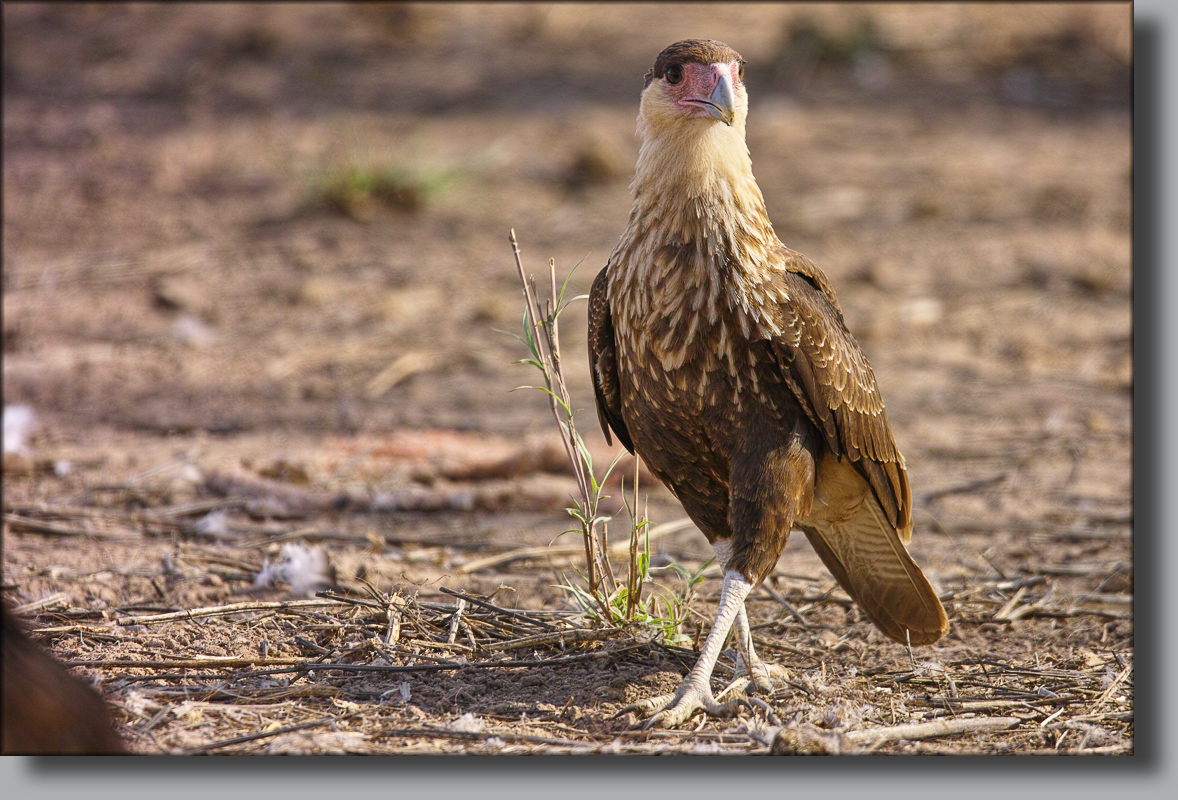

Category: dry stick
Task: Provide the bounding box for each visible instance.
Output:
[112,599,349,626]
[182,715,350,755]
[773,716,1021,754]
[447,598,466,645]
[385,600,402,646]
[399,638,474,654]
[509,230,611,613]
[3,512,123,539]
[1001,597,1051,622]
[67,656,309,669]
[11,592,71,615]
[964,744,1131,756]
[1038,705,1069,728]
[919,473,1008,503]
[1009,606,1129,622]
[928,518,1130,538]
[456,544,581,574]
[316,590,386,612]
[919,697,1068,714]
[1031,562,1129,578]
[480,627,619,653]
[234,645,642,679]
[439,585,558,632]
[1089,660,1133,714]
[141,685,350,703]
[30,622,126,636]
[612,728,760,743]
[33,623,127,636]
[9,499,234,528]
[460,616,479,651]
[988,576,1048,592]
[455,517,694,574]
[377,727,590,749]
[460,612,562,645]
[1064,592,1132,606]
[758,583,810,628]
[992,586,1030,621]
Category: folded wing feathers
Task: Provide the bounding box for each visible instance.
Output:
[772,266,912,532]
[588,266,634,453]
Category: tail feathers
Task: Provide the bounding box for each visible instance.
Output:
[802,492,948,646]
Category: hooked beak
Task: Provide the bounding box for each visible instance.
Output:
[701,72,735,125]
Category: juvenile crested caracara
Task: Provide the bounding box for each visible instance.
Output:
[588,39,948,728]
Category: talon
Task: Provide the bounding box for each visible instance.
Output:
[748,696,781,726]
[614,691,677,724]
[611,705,636,721]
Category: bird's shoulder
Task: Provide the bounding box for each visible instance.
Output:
[774,246,845,319]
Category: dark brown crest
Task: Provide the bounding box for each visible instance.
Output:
[643,39,746,88]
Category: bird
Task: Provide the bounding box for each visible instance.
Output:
[2,604,126,754]
[588,39,948,728]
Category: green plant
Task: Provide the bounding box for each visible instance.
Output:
[318,160,456,219]
[559,479,713,647]
[509,230,619,617]
[508,230,710,645]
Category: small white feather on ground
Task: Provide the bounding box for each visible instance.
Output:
[3,405,37,455]
[254,542,336,597]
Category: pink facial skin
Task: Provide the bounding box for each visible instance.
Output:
[666,61,742,124]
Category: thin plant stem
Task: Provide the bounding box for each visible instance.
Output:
[510,230,613,616]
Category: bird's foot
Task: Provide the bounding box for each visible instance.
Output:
[616,676,750,729]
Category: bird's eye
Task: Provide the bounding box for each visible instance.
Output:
[737,62,745,81]
[665,64,684,85]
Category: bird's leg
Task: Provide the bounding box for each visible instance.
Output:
[731,602,790,693]
[714,540,788,694]
[723,433,815,694]
[621,568,755,729]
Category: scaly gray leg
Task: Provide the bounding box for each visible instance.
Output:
[622,568,755,728]
[715,540,788,693]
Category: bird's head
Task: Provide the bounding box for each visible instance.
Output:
[630,40,762,214]
[639,39,748,133]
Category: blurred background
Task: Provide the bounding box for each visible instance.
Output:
[3,2,1130,440]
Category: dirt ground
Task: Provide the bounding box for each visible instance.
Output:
[2,4,1132,755]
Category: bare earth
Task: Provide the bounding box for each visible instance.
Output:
[2,4,1131,755]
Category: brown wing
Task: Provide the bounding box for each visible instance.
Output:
[587,266,634,453]
[769,251,912,537]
